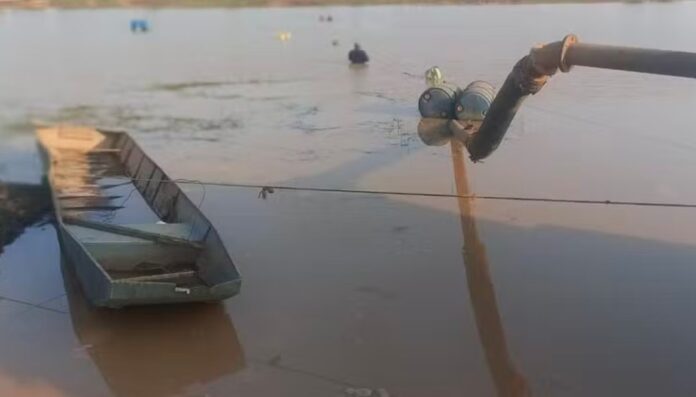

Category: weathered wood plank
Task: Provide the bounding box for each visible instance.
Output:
[63,215,203,249]
[59,194,122,200]
[62,205,125,211]
[120,270,196,283]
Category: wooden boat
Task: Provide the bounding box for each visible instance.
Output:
[37,126,241,308]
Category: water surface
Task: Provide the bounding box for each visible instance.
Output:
[1,3,696,396]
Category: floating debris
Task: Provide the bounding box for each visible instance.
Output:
[130,19,149,33]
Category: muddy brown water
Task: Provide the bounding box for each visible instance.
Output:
[2,3,696,396]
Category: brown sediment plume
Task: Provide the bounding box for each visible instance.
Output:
[450,139,531,397]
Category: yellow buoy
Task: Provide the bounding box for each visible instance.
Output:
[425,66,444,87]
[277,32,292,41]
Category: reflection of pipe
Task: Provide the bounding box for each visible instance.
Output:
[450,140,531,397]
[465,34,696,161]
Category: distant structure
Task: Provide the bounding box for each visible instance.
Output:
[130,19,149,33]
[327,15,333,22]
[348,43,369,65]
[332,39,339,47]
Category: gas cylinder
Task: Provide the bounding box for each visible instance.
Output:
[455,81,496,122]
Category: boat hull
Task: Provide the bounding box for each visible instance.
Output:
[38,126,241,308]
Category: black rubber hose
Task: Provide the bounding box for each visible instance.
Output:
[465,56,544,161]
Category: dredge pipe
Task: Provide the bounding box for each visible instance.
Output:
[465,35,696,161]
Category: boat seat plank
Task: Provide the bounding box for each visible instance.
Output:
[118,270,196,283]
[67,225,162,245]
[63,216,202,249]
[86,242,200,272]
[65,226,202,272]
[62,205,125,211]
[59,194,122,200]
[122,223,194,239]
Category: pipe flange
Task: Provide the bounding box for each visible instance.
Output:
[559,34,578,73]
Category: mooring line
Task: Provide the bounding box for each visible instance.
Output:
[109,177,696,209]
[0,295,67,315]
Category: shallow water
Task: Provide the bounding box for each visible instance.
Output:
[2,2,696,396]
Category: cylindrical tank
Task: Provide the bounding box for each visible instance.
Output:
[418,84,460,119]
[455,81,496,122]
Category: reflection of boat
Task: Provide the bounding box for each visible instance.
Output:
[0,180,50,253]
[37,126,241,308]
[418,121,531,397]
[62,257,245,397]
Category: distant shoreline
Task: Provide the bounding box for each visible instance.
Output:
[0,0,677,9]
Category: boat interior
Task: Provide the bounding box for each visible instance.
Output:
[37,126,217,288]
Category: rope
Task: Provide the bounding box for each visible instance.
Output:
[106,178,696,209]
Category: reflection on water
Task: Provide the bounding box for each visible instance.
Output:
[61,258,245,397]
[0,373,69,397]
[419,120,530,396]
[416,118,450,147]
[0,180,50,253]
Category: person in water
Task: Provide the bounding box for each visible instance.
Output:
[348,43,369,65]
